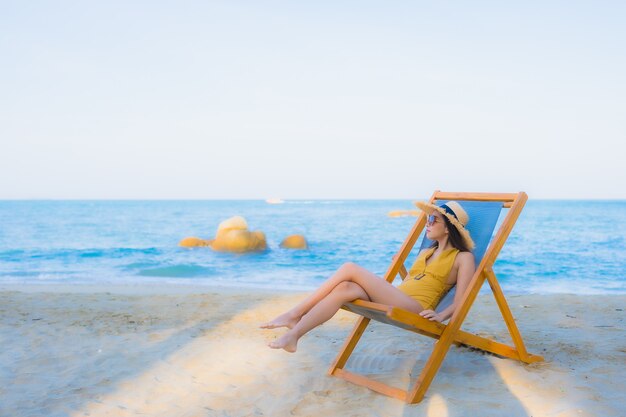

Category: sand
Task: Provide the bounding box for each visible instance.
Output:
[0,284,624,417]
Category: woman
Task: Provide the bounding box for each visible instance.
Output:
[260,200,476,353]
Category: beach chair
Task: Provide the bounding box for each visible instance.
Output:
[328,191,544,404]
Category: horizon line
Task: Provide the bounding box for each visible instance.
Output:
[2,197,626,202]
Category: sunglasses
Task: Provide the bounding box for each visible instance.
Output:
[426,214,444,226]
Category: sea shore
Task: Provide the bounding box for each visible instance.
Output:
[1,284,624,417]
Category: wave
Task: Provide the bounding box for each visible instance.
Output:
[0,247,162,262]
[136,264,217,278]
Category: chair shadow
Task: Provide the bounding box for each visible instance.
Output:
[401,346,532,417]
[340,322,532,417]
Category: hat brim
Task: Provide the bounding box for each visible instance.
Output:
[414,201,475,251]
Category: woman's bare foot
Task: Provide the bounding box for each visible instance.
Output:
[259,311,300,329]
[268,331,298,353]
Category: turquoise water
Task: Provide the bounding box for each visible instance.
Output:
[0,200,624,294]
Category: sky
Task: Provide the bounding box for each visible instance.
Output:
[1,1,625,199]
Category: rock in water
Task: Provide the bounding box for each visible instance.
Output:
[178,237,211,247]
[210,216,267,253]
[280,234,308,249]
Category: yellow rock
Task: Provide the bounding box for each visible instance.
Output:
[216,216,248,240]
[280,234,308,249]
[178,236,211,247]
[180,216,267,253]
[210,229,267,253]
[209,216,267,253]
[388,210,421,218]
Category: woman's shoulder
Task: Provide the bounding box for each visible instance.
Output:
[454,250,475,264]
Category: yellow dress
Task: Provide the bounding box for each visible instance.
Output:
[397,247,459,310]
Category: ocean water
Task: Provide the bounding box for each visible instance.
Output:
[0,200,624,295]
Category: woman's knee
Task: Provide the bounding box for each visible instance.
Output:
[339,261,359,275]
[333,281,366,299]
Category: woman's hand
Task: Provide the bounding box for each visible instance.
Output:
[419,309,444,322]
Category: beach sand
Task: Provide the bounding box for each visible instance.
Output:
[1,284,624,417]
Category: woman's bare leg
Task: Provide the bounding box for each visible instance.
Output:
[260,262,422,329]
[260,262,358,329]
[265,263,424,352]
[268,281,366,352]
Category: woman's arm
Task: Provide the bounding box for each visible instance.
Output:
[419,252,475,322]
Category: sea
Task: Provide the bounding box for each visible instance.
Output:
[0,200,624,294]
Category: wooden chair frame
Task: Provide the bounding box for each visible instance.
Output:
[328,191,544,403]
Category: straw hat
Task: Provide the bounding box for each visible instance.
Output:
[413,200,475,250]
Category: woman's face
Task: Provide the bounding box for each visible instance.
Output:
[426,212,448,240]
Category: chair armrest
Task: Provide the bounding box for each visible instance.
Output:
[399,265,408,279]
[392,254,409,279]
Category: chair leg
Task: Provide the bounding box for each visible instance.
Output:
[407,327,457,403]
[485,268,538,363]
[328,316,371,374]
[408,270,488,402]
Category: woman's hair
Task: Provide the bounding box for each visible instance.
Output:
[430,215,472,252]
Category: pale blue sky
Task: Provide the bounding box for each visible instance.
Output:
[1,1,625,199]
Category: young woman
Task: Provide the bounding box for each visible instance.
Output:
[261,200,476,353]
